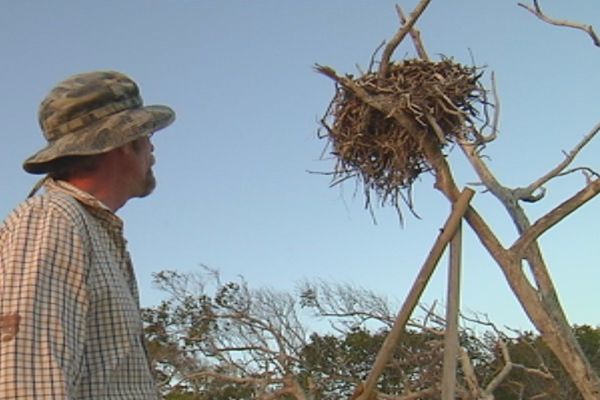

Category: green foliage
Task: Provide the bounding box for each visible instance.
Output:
[143,270,600,399]
[575,325,600,371]
[298,328,387,398]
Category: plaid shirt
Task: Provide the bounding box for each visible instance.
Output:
[0,179,159,399]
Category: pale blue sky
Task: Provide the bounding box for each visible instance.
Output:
[2,0,600,331]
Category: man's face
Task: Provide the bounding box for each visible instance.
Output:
[126,135,156,198]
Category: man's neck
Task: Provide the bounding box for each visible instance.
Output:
[66,176,127,212]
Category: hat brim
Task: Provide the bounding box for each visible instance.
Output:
[23,105,175,174]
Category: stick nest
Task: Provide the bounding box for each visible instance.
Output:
[319,58,487,213]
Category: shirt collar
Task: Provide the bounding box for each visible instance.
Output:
[44,178,116,215]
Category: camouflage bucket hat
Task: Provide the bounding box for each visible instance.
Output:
[23,70,175,174]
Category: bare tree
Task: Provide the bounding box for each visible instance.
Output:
[146,268,313,399]
[145,269,574,399]
[315,1,600,398]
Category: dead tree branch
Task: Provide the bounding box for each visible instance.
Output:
[518,0,600,47]
[514,120,600,200]
[482,72,500,145]
[395,5,430,61]
[511,178,600,256]
[379,0,432,77]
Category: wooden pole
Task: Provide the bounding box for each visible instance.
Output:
[441,220,462,399]
[356,188,474,400]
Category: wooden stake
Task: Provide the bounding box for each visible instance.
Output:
[355,188,474,400]
[441,220,462,399]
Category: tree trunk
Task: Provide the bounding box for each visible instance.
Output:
[425,143,600,399]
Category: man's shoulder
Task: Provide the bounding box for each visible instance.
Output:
[2,190,90,231]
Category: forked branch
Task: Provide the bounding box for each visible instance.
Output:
[514,121,600,200]
[395,5,430,61]
[511,178,600,256]
[518,0,600,47]
[379,0,432,78]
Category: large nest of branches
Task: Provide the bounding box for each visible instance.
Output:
[319,58,487,213]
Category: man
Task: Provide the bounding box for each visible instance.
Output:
[0,71,175,399]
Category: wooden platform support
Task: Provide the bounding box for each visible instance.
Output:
[355,187,474,400]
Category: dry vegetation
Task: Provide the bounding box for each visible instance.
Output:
[318,59,487,213]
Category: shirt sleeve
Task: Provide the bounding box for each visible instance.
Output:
[0,197,90,399]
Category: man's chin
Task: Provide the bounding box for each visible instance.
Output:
[137,175,156,198]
